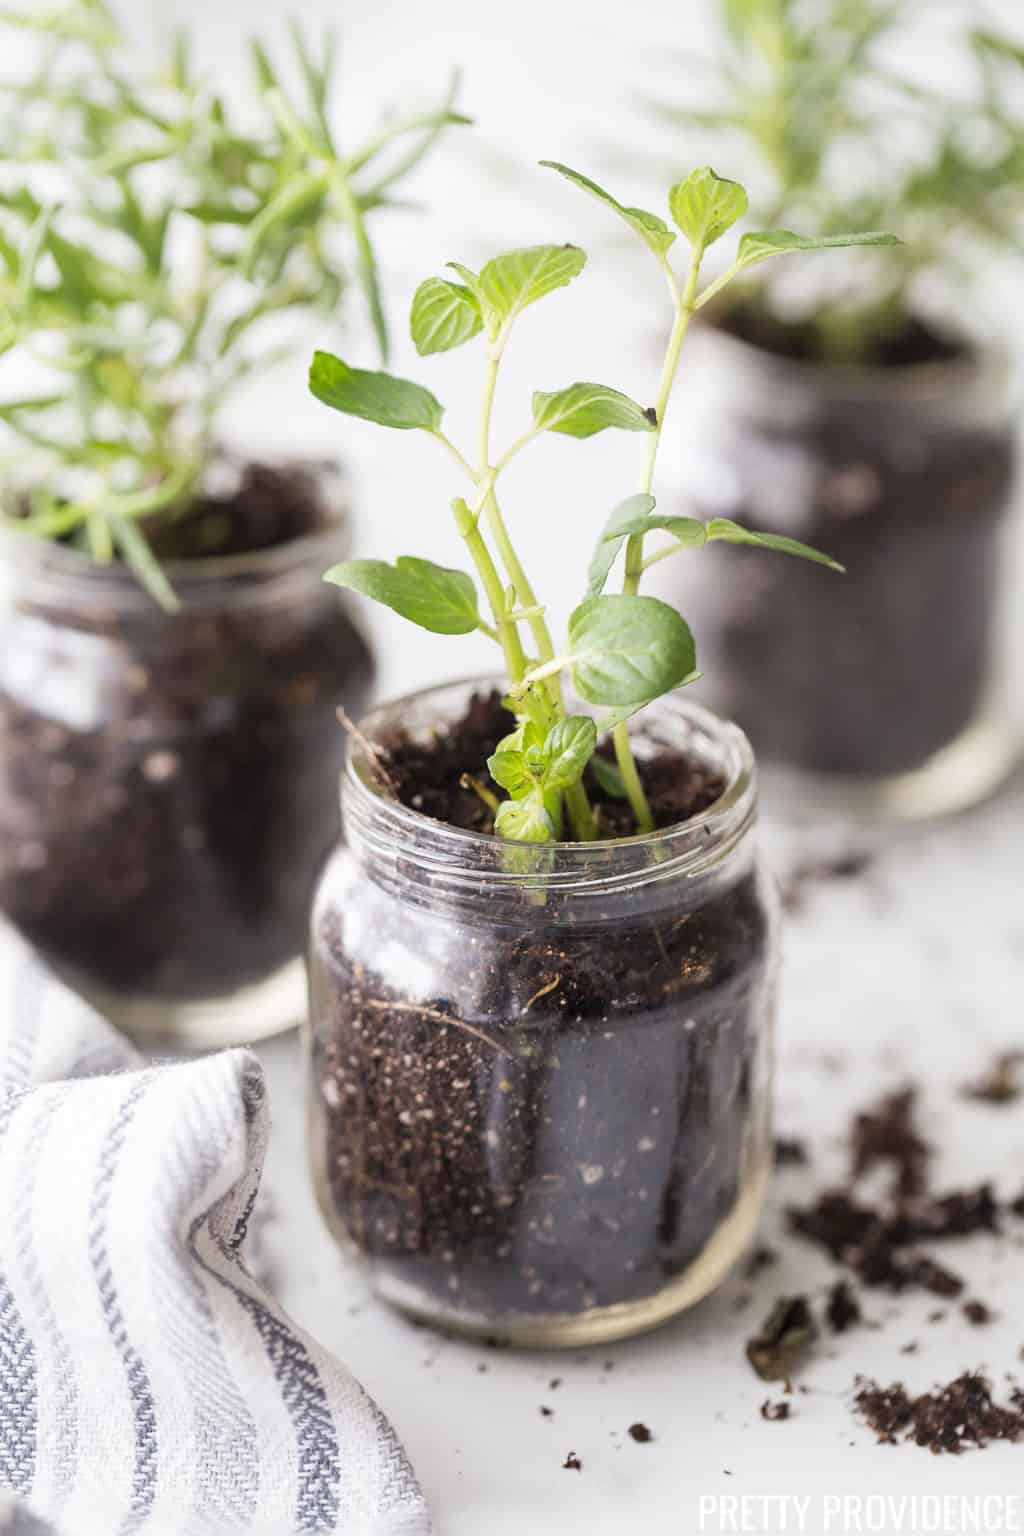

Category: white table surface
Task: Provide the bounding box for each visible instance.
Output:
[254,763,1024,1536]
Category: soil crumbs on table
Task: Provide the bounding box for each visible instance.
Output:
[855,1374,1024,1454]
[765,1084,1022,1450]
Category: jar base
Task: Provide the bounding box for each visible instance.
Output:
[79,955,306,1049]
[761,706,1018,824]
[362,1163,769,1348]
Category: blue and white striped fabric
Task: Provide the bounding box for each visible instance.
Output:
[0,925,430,1536]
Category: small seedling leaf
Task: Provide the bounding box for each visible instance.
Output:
[324,556,479,633]
[310,352,444,431]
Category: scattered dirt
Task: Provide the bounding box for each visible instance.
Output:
[760,1400,791,1423]
[850,1088,929,1199]
[963,1300,994,1327]
[562,1452,583,1472]
[745,1245,779,1279]
[774,1138,809,1168]
[962,1051,1024,1106]
[787,1088,1004,1304]
[825,1280,862,1334]
[627,1423,653,1443]
[780,853,874,916]
[854,1373,1024,1454]
[746,1296,819,1385]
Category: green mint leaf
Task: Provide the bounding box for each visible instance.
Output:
[532,382,656,439]
[486,748,535,798]
[478,244,586,329]
[567,594,697,707]
[540,715,597,792]
[589,754,628,799]
[495,719,544,758]
[410,276,483,355]
[587,493,656,597]
[323,556,479,633]
[601,512,706,546]
[539,161,676,259]
[494,794,554,843]
[446,261,484,299]
[669,167,748,251]
[735,229,901,270]
[706,518,844,571]
[309,352,443,431]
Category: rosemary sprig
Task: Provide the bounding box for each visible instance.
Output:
[647,0,1024,361]
[0,1,467,607]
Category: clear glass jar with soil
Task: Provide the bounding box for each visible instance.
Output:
[307,679,778,1347]
[0,459,374,1047]
[648,316,1018,819]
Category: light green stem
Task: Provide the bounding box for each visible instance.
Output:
[614,251,703,835]
[452,498,528,683]
[478,352,597,840]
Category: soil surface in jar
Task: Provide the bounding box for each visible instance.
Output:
[670,305,1014,779]
[0,461,374,1002]
[311,692,773,1323]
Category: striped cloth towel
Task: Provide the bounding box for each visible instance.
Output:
[0,924,430,1536]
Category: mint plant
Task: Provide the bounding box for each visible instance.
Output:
[648,0,1024,361]
[313,164,896,841]
[0,0,465,607]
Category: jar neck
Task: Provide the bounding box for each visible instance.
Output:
[682,321,1013,437]
[341,679,759,925]
[0,455,350,623]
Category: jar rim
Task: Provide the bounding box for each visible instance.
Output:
[0,455,351,614]
[341,676,758,906]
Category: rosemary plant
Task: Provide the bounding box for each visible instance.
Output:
[311,163,897,840]
[648,0,1024,360]
[0,0,466,606]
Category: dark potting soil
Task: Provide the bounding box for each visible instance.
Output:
[854,1373,1024,1454]
[666,312,1014,779]
[718,301,962,371]
[0,461,374,1001]
[850,1088,929,1199]
[746,1295,818,1384]
[142,461,327,561]
[311,693,772,1324]
[825,1280,862,1334]
[377,690,725,836]
[787,1088,1006,1303]
[961,1050,1024,1106]
[774,1136,809,1168]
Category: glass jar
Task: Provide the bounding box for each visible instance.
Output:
[0,460,374,1047]
[650,324,1018,819]
[307,679,777,1347]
